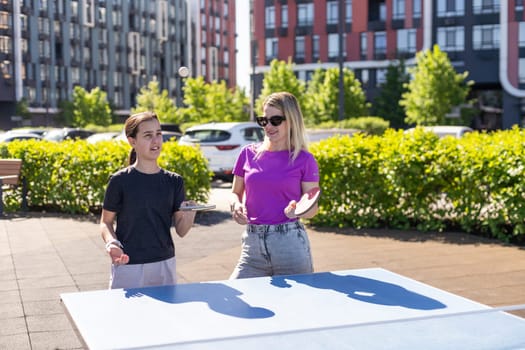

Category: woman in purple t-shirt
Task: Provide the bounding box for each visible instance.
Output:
[229,92,320,279]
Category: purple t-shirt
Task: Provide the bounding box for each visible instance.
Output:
[233,144,320,225]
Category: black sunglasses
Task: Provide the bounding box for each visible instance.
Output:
[256,115,286,127]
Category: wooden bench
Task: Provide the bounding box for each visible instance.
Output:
[0,159,26,215]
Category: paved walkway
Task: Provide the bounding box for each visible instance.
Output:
[1,207,524,349]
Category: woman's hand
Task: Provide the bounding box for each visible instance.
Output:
[284,200,298,219]
[231,202,248,225]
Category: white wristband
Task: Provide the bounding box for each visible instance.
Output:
[105,239,123,251]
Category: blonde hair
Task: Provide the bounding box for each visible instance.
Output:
[257,92,308,162]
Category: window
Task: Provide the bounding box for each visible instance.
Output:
[413,0,422,18]
[473,24,500,49]
[84,0,94,27]
[265,6,275,29]
[520,22,525,48]
[397,29,416,54]
[0,36,10,54]
[473,0,500,14]
[517,0,524,11]
[0,60,11,79]
[157,0,168,41]
[312,35,320,60]
[295,36,305,59]
[374,31,386,56]
[297,3,314,26]
[437,26,464,51]
[0,12,9,29]
[393,0,405,20]
[519,58,525,84]
[346,0,352,23]
[361,69,369,85]
[265,37,278,60]
[376,68,387,86]
[328,33,339,58]
[437,0,465,17]
[380,2,387,21]
[327,1,338,24]
[360,32,367,59]
[281,5,288,27]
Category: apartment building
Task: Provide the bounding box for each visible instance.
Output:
[252,0,525,129]
[0,0,238,130]
[189,0,237,88]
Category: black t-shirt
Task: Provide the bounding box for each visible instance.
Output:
[103,167,185,264]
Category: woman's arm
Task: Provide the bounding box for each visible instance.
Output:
[284,181,320,219]
[230,175,248,225]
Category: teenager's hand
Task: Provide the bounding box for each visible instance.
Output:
[107,245,129,265]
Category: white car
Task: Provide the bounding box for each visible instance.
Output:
[179,122,264,181]
[307,128,361,142]
[405,126,473,139]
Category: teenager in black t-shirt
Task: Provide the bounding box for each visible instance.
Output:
[100,111,197,289]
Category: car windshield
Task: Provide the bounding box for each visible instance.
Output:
[182,130,231,143]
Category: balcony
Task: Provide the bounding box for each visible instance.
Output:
[277,27,288,37]
[295,25,313,36]
[391,19,404,30]
[368,20,386,31]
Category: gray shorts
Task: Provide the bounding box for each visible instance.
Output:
[230,221,313,279]
[109,256,177,289]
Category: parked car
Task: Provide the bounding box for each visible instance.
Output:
[162,131,182,142]
[7,128,49,137]
[178,122,264,181]
[113,130,182,143]
[86,132,119,143]
[0,132,43,143]
[307,128,361,142]
[43,128,94,142]
[405,126,473,139]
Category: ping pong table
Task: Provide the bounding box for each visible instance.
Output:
[60,268,525,349]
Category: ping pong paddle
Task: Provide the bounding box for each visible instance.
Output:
[294,187,321,216]
[180,203,216,211]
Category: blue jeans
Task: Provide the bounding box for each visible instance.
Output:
[230,221,313,279]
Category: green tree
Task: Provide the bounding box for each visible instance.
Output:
[132,80,179,124]
[305,67,369,124]
[15,98,31,119]
[372,59,409,129]
[400,44,473,126]
[255,59,305,113]
[180,76,250,124]
[70,86,112,127]
[303,68,327,125]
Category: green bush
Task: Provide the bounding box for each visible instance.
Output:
[309,127,525,244]
[1,139,211,214]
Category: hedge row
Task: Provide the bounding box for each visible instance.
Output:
[1,140,212,214]
[2,128,524,244]
[309,127,525,244]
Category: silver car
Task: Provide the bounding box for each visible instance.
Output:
[179,122,264,182]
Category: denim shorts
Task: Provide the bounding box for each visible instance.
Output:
[230,221,313,279]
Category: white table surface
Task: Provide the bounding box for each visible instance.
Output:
[61,267,525,349]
